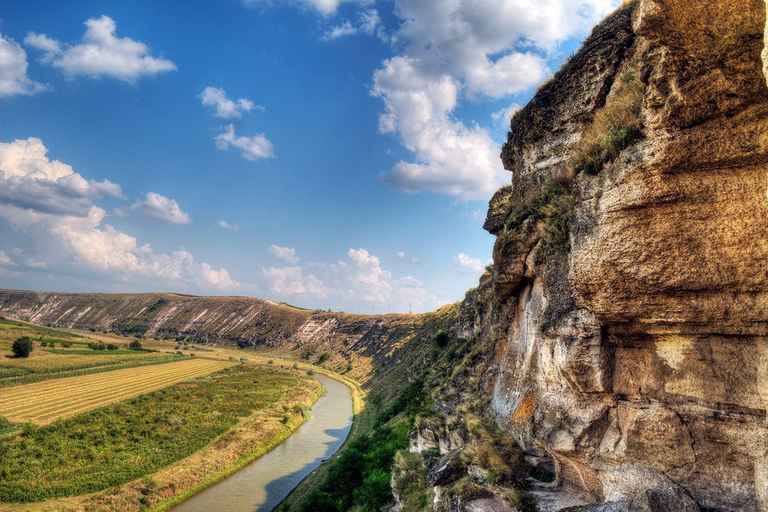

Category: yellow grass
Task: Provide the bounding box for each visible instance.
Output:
[0,358,234,424]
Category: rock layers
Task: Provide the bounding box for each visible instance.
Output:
[472,1,768,510]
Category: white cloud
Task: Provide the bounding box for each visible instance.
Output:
[323,9,380,40]
[219,220,239,230]
[260,265,328,298]
[0,35,51,98]
[259,247,432,311]
[0,138,123,216]
[492,103,522,130]
[450,253,485,275]
[128,192,192,225]
[0,251,17,267]
[25,15,177,82]
[268,245,299,264]
[241,0,372,16]
[215,124,275,161]
[372,0,619,200]
[0,137,239,293]
[199,86,259,119]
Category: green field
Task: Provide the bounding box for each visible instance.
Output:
[0,359,235,424]
[0,364,315,503]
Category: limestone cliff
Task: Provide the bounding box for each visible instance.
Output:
[446,1,768,510]
[0,289,452,380]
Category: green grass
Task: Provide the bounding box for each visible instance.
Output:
[505,174,576,265]
[0,353,183,388]
[571,69,644,175]
[0,365,304,502]
[286,381,435,512]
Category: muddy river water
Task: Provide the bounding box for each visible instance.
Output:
[171,373,353,512]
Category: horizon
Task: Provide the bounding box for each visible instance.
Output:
[1,0,621,314]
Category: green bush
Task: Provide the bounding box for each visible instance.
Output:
[571,69,644,175]
[316,352,330,364]
[12,337,33,358]
[505,174,576,265]
[129,340,142,350]
[433,330,449,348]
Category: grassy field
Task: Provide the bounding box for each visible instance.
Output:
[0,365,320,505]
[0,352,184,387]
[0,358,234,424]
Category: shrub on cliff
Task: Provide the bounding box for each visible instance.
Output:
[12,336,33,358]
[505,174,576,264]
[571,69,644,175]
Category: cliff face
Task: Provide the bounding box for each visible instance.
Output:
[472,0,768,510]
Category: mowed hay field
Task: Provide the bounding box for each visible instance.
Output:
[0,358,234,424]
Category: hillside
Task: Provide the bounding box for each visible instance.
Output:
[2,1,768,511]
[0,290,453,381]
[412,0,768,511]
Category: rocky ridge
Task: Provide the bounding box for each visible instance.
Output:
[417,1,768,511]
[0,289,451,380]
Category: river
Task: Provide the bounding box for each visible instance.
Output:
[171,373,354,512]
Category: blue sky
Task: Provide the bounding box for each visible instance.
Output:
[0,0,618,313]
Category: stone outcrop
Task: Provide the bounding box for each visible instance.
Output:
[0,289,450,380]
[468,1,768,510]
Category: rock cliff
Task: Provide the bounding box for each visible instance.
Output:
[0,289,453,380]
[2,2,767,511]
[453,0,768,510]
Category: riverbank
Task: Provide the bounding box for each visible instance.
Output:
[170,374,353,512]
[0,365,323,512]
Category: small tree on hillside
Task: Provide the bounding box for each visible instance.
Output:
[129,340,142,350]
[12,336,33,358]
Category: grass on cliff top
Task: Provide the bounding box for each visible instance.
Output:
[0,364,312,504]
[570,69,644,175]
[505,174,576,265]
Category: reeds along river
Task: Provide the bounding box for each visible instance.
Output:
[171,374,354,512]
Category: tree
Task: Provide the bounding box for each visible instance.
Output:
[12,336,33,358]
[129,340,142,350]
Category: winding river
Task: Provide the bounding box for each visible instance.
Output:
[171,374,354,512]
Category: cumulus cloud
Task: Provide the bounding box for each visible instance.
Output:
[0,251,17,267]
[0,137,239,292]
[199,86,260,119]
[268,245,299,264]
[24,15,177,82]
[395,251,420,264]
[0,35,51,98]
[261,266,328,298]
[219,220,239,230]
[450,253,486,275]
[259,247,432,311]
[241,0,373,16]
[215,124,275,161]
[492,103,522,130]
[0,138,123,216]
[323,9,380,40]
[128,192,192,225]
[373,0,619,200]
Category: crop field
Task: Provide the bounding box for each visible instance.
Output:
[0,365,318,503]
[0,351,177,375]
[0,358,234,424]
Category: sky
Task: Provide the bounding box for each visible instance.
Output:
[0,0,619,314]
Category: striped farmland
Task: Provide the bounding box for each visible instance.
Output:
[0,358,235,424]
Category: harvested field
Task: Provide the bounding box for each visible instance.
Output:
[0,358,234,424]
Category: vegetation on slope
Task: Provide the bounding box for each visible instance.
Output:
[570,69,644,175]
[0,365,314,503]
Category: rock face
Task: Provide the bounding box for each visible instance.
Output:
[475,1,768,510]
[0,290,450,380]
